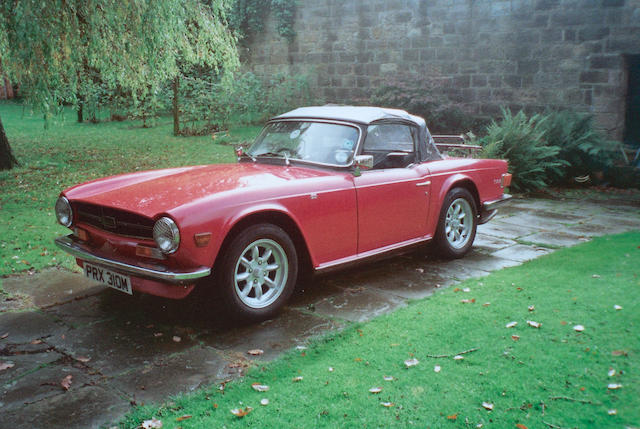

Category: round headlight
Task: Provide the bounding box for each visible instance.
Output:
[55,196,73,227]
[153,217,180,254]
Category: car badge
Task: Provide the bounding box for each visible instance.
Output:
[102,216,117,229]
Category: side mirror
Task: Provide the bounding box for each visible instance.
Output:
[353,155,373,170]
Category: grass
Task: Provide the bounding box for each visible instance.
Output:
[0,101,261,276]
[121,232,640,428]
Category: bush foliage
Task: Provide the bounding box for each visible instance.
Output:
[479,108,622,192]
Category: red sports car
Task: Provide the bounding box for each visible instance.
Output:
[55,106,511,320]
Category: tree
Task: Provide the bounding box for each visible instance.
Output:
[0,0,238,170]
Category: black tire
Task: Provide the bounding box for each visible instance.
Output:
[215,223,298,322]
[433,187,477,259]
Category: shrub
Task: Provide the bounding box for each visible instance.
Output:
[369,74,481,134]
[540,110,620,185]
[480,108,565,192]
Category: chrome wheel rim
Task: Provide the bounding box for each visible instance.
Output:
[445,198,473,249]
[234,239,288,309]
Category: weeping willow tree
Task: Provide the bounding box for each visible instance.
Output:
[0,0,239,170]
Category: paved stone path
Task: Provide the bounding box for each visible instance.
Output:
[1,194,639,428]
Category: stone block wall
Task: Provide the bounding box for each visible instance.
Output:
[245,0,640,139]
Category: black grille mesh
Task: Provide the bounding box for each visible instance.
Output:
[74,202,154,239]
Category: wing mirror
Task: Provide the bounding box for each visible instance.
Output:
[353,155,373,170]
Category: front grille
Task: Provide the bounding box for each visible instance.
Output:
[75,202,155,239]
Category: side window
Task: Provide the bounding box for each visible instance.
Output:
[362,124,416,169]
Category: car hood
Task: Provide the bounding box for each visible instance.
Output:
[64,162,342,218]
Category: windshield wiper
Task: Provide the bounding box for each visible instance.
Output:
[254,152,291,166]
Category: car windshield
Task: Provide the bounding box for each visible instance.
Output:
[247,121,359,166]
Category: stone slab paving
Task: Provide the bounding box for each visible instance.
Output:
[1,194,639,428]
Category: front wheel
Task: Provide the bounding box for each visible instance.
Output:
[433,188,477,259]
[216,224,298,321]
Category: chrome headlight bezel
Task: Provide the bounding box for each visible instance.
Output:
[55,196,73,227]
[153,217,180,254]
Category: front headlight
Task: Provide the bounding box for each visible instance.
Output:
[55,196,73,227]
[153,217,180,254]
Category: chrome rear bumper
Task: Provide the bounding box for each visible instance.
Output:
[479,194,512,224]
[54,235,211,284]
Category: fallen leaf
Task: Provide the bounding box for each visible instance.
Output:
[560,320,567,325]
[482,401,494,410]
[483,302,491,307]
[260,398,269,406]
[30,339,43,345]
[506,321,518,328]
[511,335,520,341]
[247,349,264,356]
[607,409,617,415]
[454,288,461,292]
[434,365,441,373]
[383,375,394,381]
[1,333,9,339]
[516,424,528,429]
[404,358,419,367]
[608,369,616,377]
[607,383,622,390]
[447,413,458,420]
[176,415,192,422]
[527,320,541,328]
[141,417,163,429]
[611,350,627,356]
[354,357,362,362]
[614,304,622,310]
[460,299,475,304]
[230,407,253,417]
[251,383,269,392]
[213,403,218,409]
[573,325,585,332]
[0,361,15,371]
[295,345,307,350]
[369,387,382,394]
[293,376,303,382]
[172,336,181,343]
[61,375,73,391]
[462,287,471,292]
[528,305,535,312]
[592,274,600,278]
[74,356,91,363]
[380,402,394,407]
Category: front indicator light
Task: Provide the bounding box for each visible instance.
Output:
[194,232,212,247]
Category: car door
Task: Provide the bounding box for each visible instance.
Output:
[353,122,432,254]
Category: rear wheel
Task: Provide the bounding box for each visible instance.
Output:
[434,188,477,259]
[216,224,298,321]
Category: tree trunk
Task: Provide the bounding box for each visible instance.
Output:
[77,102,84,122]
[172,76,180,136]
[0,114,18,170]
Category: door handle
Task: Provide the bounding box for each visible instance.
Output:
[416,181,431,187]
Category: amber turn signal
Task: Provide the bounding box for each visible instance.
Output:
[194,232,212,247]
[501,173,512,188]
[74,228,89,241]
[136,245,164,260]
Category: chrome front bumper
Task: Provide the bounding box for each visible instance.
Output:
[54,235,211,284]
[479,194,512,224]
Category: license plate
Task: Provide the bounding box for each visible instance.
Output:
[83,262,132,295]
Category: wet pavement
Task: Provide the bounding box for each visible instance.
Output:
[1,194,639,428]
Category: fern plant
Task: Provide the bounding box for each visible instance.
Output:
[480,108,565,192]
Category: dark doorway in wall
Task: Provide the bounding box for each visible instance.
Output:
[624,55,640,148]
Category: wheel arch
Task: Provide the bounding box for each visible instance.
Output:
[439,175,480,214]
[214,209,313,280]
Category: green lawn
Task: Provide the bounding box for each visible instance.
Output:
[0,102,260,277]
[122,232,640,428]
